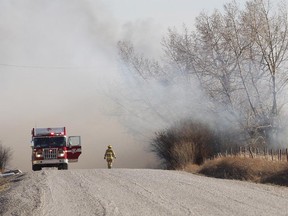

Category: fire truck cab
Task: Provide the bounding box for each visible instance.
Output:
[31,127,81,171]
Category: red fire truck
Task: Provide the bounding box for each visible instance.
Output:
[31,127,81,171]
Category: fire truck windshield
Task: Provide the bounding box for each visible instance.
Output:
[33,137,66,148]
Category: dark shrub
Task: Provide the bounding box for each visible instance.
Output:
[151,120,220,169]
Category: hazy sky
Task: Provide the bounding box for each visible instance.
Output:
[0,0,245,171]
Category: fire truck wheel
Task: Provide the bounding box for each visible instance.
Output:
[32,165,42,171]
[58,164,68,170]
[63,163,68,170]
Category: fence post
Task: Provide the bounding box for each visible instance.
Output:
[286,149,288,162]
[249,147,254,158]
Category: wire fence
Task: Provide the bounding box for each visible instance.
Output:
[217,146,288,162]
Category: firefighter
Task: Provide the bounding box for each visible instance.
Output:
[104,145,116,169]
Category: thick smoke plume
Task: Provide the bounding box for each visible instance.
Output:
[0,0,234,171]
[0,0,165,171]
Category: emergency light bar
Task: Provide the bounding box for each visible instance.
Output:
[32,127,66,137]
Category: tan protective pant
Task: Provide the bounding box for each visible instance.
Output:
[106,159,113,169]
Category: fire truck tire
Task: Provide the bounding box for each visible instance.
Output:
[58,164,68,170]
[32,165,42,171]
[63,163,68,170]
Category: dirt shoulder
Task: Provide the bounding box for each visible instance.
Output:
[0,174,25,193]
[0,174,27,215]
[0,178,10,193]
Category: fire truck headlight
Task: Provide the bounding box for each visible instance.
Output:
[58,150,65,157]
[36,152,42,158]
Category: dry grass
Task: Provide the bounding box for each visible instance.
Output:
[183,164,201,173]
[0,173,26,194]
[0,178,10,192]
[193,156,288,186]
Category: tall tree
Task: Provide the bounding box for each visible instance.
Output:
[243,0,288,118]
[161,0,288,146]
[118,0,288,147]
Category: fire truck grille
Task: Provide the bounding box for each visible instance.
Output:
[43,148,58,159]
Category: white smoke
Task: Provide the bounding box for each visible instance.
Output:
[0,0,234,171]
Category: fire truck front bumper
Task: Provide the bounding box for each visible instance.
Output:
[32,159,69,165]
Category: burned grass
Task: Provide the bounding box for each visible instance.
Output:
[190,156,288,186]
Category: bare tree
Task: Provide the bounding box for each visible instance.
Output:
[243,0,288,120]
[161,0,288,146]
[117,40,165,80]
[117,0,288,148]
[0,142,13,172]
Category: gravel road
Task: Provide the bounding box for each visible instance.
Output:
[1,169,288,216]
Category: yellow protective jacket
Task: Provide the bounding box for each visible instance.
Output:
[104,149,116,160]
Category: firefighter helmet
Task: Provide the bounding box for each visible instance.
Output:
[108,145,112,149]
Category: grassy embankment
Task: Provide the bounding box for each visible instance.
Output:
[0,177,11,192]
[0,173,25,193]
[185,156,288,187]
